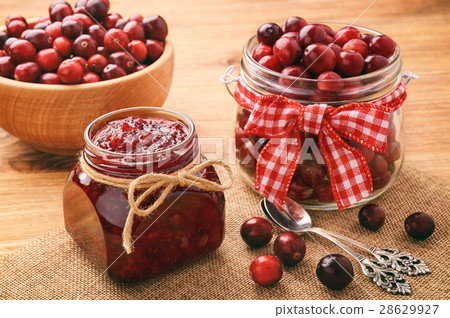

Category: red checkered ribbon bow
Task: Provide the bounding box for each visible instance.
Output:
[234,80,406,210]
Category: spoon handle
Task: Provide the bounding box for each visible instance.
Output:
[309,227,411,295]
[318,229,430,276]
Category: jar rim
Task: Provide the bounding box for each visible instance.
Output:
[84,106,196,159]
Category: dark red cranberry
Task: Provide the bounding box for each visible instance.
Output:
[72,13,94,31]
[145,39,164,61]
[61,20,83,39]
[364,54,389,73]
[333,26,361,47]
[342,38,369,57]
[240,217,273,247]
[280,32,298,40]
[87,24,106,45]
[369,154,388,178]
[369,35,396,58]
[256,23,282,46]
[82,71,101,83]
[299,163,326,186]
[284,16,307,32]
[24,29,53,50]
[303,43,336,75]
[361,33,374,45]
[0,56,15,78]
[317,71,344,91]
[326,43,340,56]
[315,23,334,37]
[237,107,251,129]
[279,65,311,86]
[316,254,354,290]
[14,62,41,82]
[372,171,391,190]
[0,31,8,50]
[359,204,385,231]
[258,55,283,72]
[297,24,327,48]
[20,29,31,40]
[288,177,313,201]
[134,64,147,72]
[9,40,36,63]
[53,36,72,57]
[84,0,109,22]
[5,14,27,26]
[325,35,333,44]
[97,46,108,57]
[250,255,282,287]
[101,63,126,80]
[103,13,122,29]
[273,37,302,66]
[57,59,84,84]
[50,3,73,23]
[314,181,334,202]
[45,22,63,39]
[87,53,108,74]
[36,48,62,72]
[142,15,168,41]
[39,72,61,84]
[404,212,435,240]
[49,0,70,10]
[336,51,364,77]
[115,18,129,30]
[128,40,148,63]
[7,20,28,38]
[252,44,273,62]
[128,14,143,23]
[383,140,401,162]
[273,232,306,266]
[104,28,129,53]
[387,123,396,141]
[72,56,88,71]
[73,34,98,58]
[108,51,135,73]
[3,37,18,56]
[34,21,51,30]
[123,21,145,41]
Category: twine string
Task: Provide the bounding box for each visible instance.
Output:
[79,153,233,254]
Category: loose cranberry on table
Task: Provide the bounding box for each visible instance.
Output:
[39,72,61,84]
[358,204,386,231]
[9,39,36,63]
[240,217,273,247]
[142,15,168,41]
[297,24,327,48]
[14,62,41,82]
[302,43,336,75]
[316,254,354,290]
[57,59,84,84]
[273,232,306,266]
[249,255,283,287]
[36,48,63,72]
[404,212,435,240]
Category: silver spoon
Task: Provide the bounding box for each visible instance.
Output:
[261,198,412,295]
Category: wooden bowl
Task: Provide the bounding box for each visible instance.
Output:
[0,20,174,156]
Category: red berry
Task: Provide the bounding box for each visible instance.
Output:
[288,177,313,201]
[97,46,108,57]
[314,181,334,202]
[5,14,27,26]
[53,36,72,57]
[34,21,51,30]
[273,232,306,266]
[336,51,364,77]
[316,254,354,290]
[129,14,143,23]
[279,65,311,86]
[0,56,15,78]
[87,53,108,74]
[142,15,168,41]
[128,40,148,63]
[101,63,127,80]
[299,163,326,186]
[102,12,121,29]
[145,39,164,61]
[387,123,396,141]
[123,21,145,42]
[36,48,62,72]
[347,140,374,163]
[3,37,19,55]
[39,72,61,84]
[364,54,389,73]
[359,204,386,231]
[303,43,336,75]
[369,35,396,58]
[14,62,41,82]
[73,34,98,58]
[58,59,84,84]
[108,51,135,73]
[328,43,342,56]
[115,18,129,30]
[9,40,36,63]
[256,23,282,46]
[61,20,83,39]
[284,16,307,32]
[361,33,374,45]
[50,3,73,23]
[317,71,344,91]
[134,64,147,72]
[280,32,298,39]
[24,29,53,50]
[85,0,109,22]
[45,22,63,39]
[88,24,106,45]
[315,23,334,37]
[104,28,129,53]
[72,56,88,71]
[82,71,101,83]
[251,44,273,62]
[333,26,361,47]
[404,212,435,240]
[0,50,6,57]
[383,140,401,162]
[342,38,369,57]
[297,24,326,48]
[250,255,283,287]
[369,154,388,178]
[258,55,282,72]
[273,37,302,66]
[7,20,28,38]
[372,171,391,190]
[240,217,273,247]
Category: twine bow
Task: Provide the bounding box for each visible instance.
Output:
[79,154,233,254]
[234,80,406,211]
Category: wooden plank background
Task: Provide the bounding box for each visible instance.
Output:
[0,0,449,257]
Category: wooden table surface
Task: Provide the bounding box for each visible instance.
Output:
[0,0,449,257]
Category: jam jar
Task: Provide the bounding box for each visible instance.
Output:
[231,24,407,211]
[63,107,225,281]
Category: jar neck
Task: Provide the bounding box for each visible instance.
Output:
[241,24,402,106]
[82,107,199,178]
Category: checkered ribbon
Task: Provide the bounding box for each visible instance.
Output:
[234,80,406,210]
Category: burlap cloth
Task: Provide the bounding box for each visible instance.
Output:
[0,165,449,300]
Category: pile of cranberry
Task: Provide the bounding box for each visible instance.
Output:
[0,0,168,84]
[253,16,396,84]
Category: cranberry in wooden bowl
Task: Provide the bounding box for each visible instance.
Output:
[229,21,408,211]
[0,12,173,155]
[63,107,226,282]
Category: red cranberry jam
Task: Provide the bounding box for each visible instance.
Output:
[63,108,225,282]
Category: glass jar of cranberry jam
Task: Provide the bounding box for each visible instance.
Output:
[63,107,225,281]
[233,24,407,211]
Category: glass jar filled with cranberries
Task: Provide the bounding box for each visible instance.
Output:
[63,107,225,281]
[233,19,407,210]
